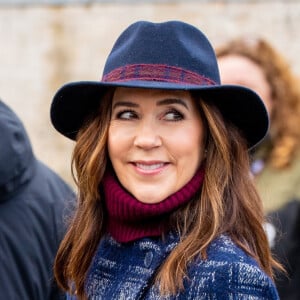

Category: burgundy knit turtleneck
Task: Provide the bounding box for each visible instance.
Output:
[102,167,205,243]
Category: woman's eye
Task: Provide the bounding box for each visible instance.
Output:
[116,110,137,120]
[164,110,184,121]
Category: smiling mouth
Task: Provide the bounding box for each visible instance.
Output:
[135,162,166,170]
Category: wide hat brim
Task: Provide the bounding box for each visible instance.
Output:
[50,80,269,149]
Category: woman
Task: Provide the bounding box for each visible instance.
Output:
[216,37,300,213]
[51,21,281,299]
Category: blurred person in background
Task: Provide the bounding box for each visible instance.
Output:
[0,100,75,299]
[216,37,300,300]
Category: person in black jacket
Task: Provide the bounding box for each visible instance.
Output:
[0,100,75,299]
[266,200,300,300]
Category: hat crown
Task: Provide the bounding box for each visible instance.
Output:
[102,21,221,85]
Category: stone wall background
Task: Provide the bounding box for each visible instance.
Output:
[1,1,299,187]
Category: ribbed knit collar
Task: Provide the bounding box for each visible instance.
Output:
[102,167,205,243]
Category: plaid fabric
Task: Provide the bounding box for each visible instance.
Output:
[78,234,279,300]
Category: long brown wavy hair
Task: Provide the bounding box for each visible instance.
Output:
[54,89,282,299]
[216,37,300,169]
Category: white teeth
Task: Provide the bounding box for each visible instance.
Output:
[136,163,164,170]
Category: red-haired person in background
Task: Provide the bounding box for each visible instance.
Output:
[217,37,300,300]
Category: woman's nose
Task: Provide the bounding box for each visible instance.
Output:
[133,120,162,149]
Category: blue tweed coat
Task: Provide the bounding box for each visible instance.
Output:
[67,233,279,300]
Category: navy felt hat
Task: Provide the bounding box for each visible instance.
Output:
[50,20,269,148]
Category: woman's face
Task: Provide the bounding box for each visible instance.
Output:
[108,87,205,204]
[218,54,273,117]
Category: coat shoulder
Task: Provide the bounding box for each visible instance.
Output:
[186,235,279,299]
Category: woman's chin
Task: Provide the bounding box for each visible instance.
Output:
[133,191,167,204]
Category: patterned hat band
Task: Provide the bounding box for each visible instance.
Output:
[102,64,217,86]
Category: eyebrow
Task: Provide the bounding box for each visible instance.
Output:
[157,98,188,109]
[112,101,139,109]
[112,98,188,110]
